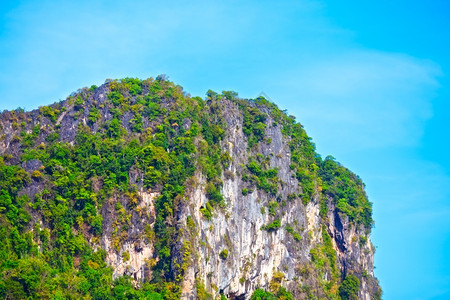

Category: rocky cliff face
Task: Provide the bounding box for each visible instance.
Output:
[0,77,381,299]
[175,100,379,299]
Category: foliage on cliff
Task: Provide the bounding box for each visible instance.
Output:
[0,76,376,299]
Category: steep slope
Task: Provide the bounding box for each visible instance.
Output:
[0,76,381,299]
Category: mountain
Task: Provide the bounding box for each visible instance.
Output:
[0,76,381,299]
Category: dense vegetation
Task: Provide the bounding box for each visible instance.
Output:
[0,76,375,299]
[0,77,228,298]
[339,274,360,300]
[319,156,373,227]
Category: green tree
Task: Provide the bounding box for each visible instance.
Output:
[339,274,360,300]
[250,288,276,300]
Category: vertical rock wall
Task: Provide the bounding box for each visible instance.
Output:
[172,100,378,299]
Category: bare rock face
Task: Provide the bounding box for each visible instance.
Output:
[102,191,159,282]
[172,100,380,299]
[178,103,300,298]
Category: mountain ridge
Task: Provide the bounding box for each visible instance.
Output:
[0,76,381,299]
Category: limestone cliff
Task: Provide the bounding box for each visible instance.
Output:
[0,77,381,299]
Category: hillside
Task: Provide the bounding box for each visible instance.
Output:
[0,76,381,299]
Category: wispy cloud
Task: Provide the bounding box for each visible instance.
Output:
[274,50,441,154]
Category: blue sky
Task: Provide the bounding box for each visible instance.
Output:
[1,1,449,298]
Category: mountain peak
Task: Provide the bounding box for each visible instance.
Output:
[0,76,381,299]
